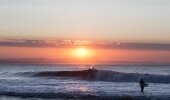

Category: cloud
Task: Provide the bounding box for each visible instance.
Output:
[0,39,57,47]
[104,43,170,50]
[0,38,170,50]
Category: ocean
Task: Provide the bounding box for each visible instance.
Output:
[0,64,170,100]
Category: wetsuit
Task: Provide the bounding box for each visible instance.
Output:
[140,79,145,92]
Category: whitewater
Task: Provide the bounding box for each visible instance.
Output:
[0,64,170,100]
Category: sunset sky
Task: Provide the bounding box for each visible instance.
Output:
[0,0,170,64]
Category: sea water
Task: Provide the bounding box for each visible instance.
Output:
[0,64,170,100]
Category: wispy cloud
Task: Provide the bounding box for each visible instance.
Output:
[0,39,57,47]
[0,38,170,50]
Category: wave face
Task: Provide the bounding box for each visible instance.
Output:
[28,70,170,83]
[32,70,97,80]
[95,70,170,83]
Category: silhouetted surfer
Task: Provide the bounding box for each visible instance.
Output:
[139,79,145,92]
[88,65,95,71]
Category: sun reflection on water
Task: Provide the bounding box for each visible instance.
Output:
[67,86,91,93]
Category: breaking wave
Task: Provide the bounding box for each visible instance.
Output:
[94,70,170,83]
[14,70,170,83]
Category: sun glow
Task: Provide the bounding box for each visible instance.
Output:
[73,47,91,58]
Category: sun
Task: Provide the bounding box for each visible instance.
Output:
[73,47,90,58]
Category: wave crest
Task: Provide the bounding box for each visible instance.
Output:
[26,70,170,83]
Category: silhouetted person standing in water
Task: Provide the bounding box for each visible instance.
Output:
[139,79,145,92]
